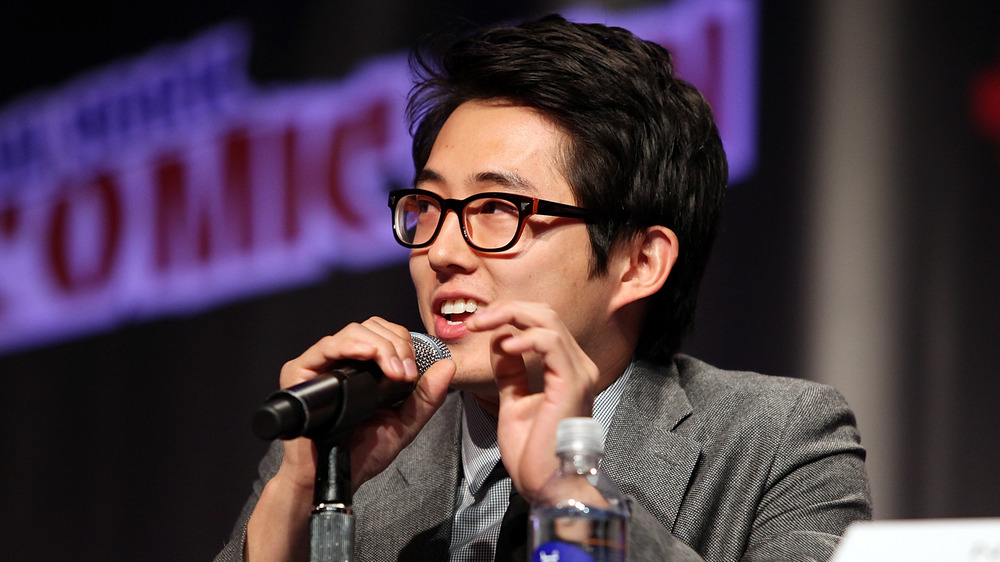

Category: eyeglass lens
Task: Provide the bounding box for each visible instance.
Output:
[394,193,522,250]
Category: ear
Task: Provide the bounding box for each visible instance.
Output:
[608,225,679,312]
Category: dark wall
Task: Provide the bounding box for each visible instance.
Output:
[891,2,1000,517]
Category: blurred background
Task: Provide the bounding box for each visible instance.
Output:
[1,1,997,559]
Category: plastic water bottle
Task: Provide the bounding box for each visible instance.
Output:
[529,417,629,562]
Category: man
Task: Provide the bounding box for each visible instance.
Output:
[216,15,871,562]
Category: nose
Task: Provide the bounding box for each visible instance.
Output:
[426,210,476,272]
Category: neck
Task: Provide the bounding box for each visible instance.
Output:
[467,354,633,420]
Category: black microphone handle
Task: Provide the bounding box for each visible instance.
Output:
[251,332,450,440]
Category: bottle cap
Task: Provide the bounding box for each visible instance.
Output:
[556,417,604,454]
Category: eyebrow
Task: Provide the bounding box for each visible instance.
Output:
[414,168,444,186]
[414,168,536,195]
[474,170,534,194]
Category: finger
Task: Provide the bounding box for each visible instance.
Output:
[464,301,561,333]
[355,357,455,443]
[348,358,456,486]
[468,304,591,379]
[472,303,596,401]
[491,330,533,398]
[360,317,421,382]
[492,322,598,393]
[397,358,457,424]
[280,321,412,389]
[290,330,376,371]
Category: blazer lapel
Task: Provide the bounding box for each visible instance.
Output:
[352,363,700,558]
[604,359,701,532]
[353,392,463,560]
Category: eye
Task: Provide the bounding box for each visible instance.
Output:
[477,199,518,216]
[402,195,438,216]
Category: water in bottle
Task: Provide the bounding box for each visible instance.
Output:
[529,417,629,562]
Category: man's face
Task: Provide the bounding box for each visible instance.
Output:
[408,100,621,399]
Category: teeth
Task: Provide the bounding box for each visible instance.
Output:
[440,298,479,316]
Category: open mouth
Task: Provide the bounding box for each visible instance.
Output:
[441,298,479,325]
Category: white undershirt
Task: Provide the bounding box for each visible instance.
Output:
[447,364,633,561]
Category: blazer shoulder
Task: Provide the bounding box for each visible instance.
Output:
[667,354,858,446]
[674,354,848,409]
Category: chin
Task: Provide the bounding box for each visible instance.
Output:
[448,371,498,397]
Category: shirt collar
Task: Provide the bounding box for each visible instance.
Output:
[459,361,634,496]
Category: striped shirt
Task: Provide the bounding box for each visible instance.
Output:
[448,364,633,561]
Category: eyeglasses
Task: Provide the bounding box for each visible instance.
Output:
[388,188,594,252]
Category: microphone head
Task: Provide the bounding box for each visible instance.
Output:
[409,332,451,374]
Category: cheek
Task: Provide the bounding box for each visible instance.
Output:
[409,256,433,307]
[408,252,431,283]
[506,239,592,293]
[499,258,586,305]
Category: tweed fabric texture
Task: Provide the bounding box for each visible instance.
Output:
[214,355,871,561]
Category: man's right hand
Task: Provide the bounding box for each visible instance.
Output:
[246,317,455,561]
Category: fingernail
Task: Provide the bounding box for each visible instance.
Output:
[390,356,405,377]
[403,357,419,381]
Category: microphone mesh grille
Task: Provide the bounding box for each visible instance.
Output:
[409,332,451,374]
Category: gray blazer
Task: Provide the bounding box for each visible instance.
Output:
[215,355,871,561]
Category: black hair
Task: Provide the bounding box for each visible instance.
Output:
[407,14,727,361]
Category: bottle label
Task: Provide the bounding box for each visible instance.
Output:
[531,541,595,562]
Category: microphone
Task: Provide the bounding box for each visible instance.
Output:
[252,332,450,441]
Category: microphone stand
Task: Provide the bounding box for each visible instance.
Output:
[310,433,354,562]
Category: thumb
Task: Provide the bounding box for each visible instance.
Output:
[401,358,456,425]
